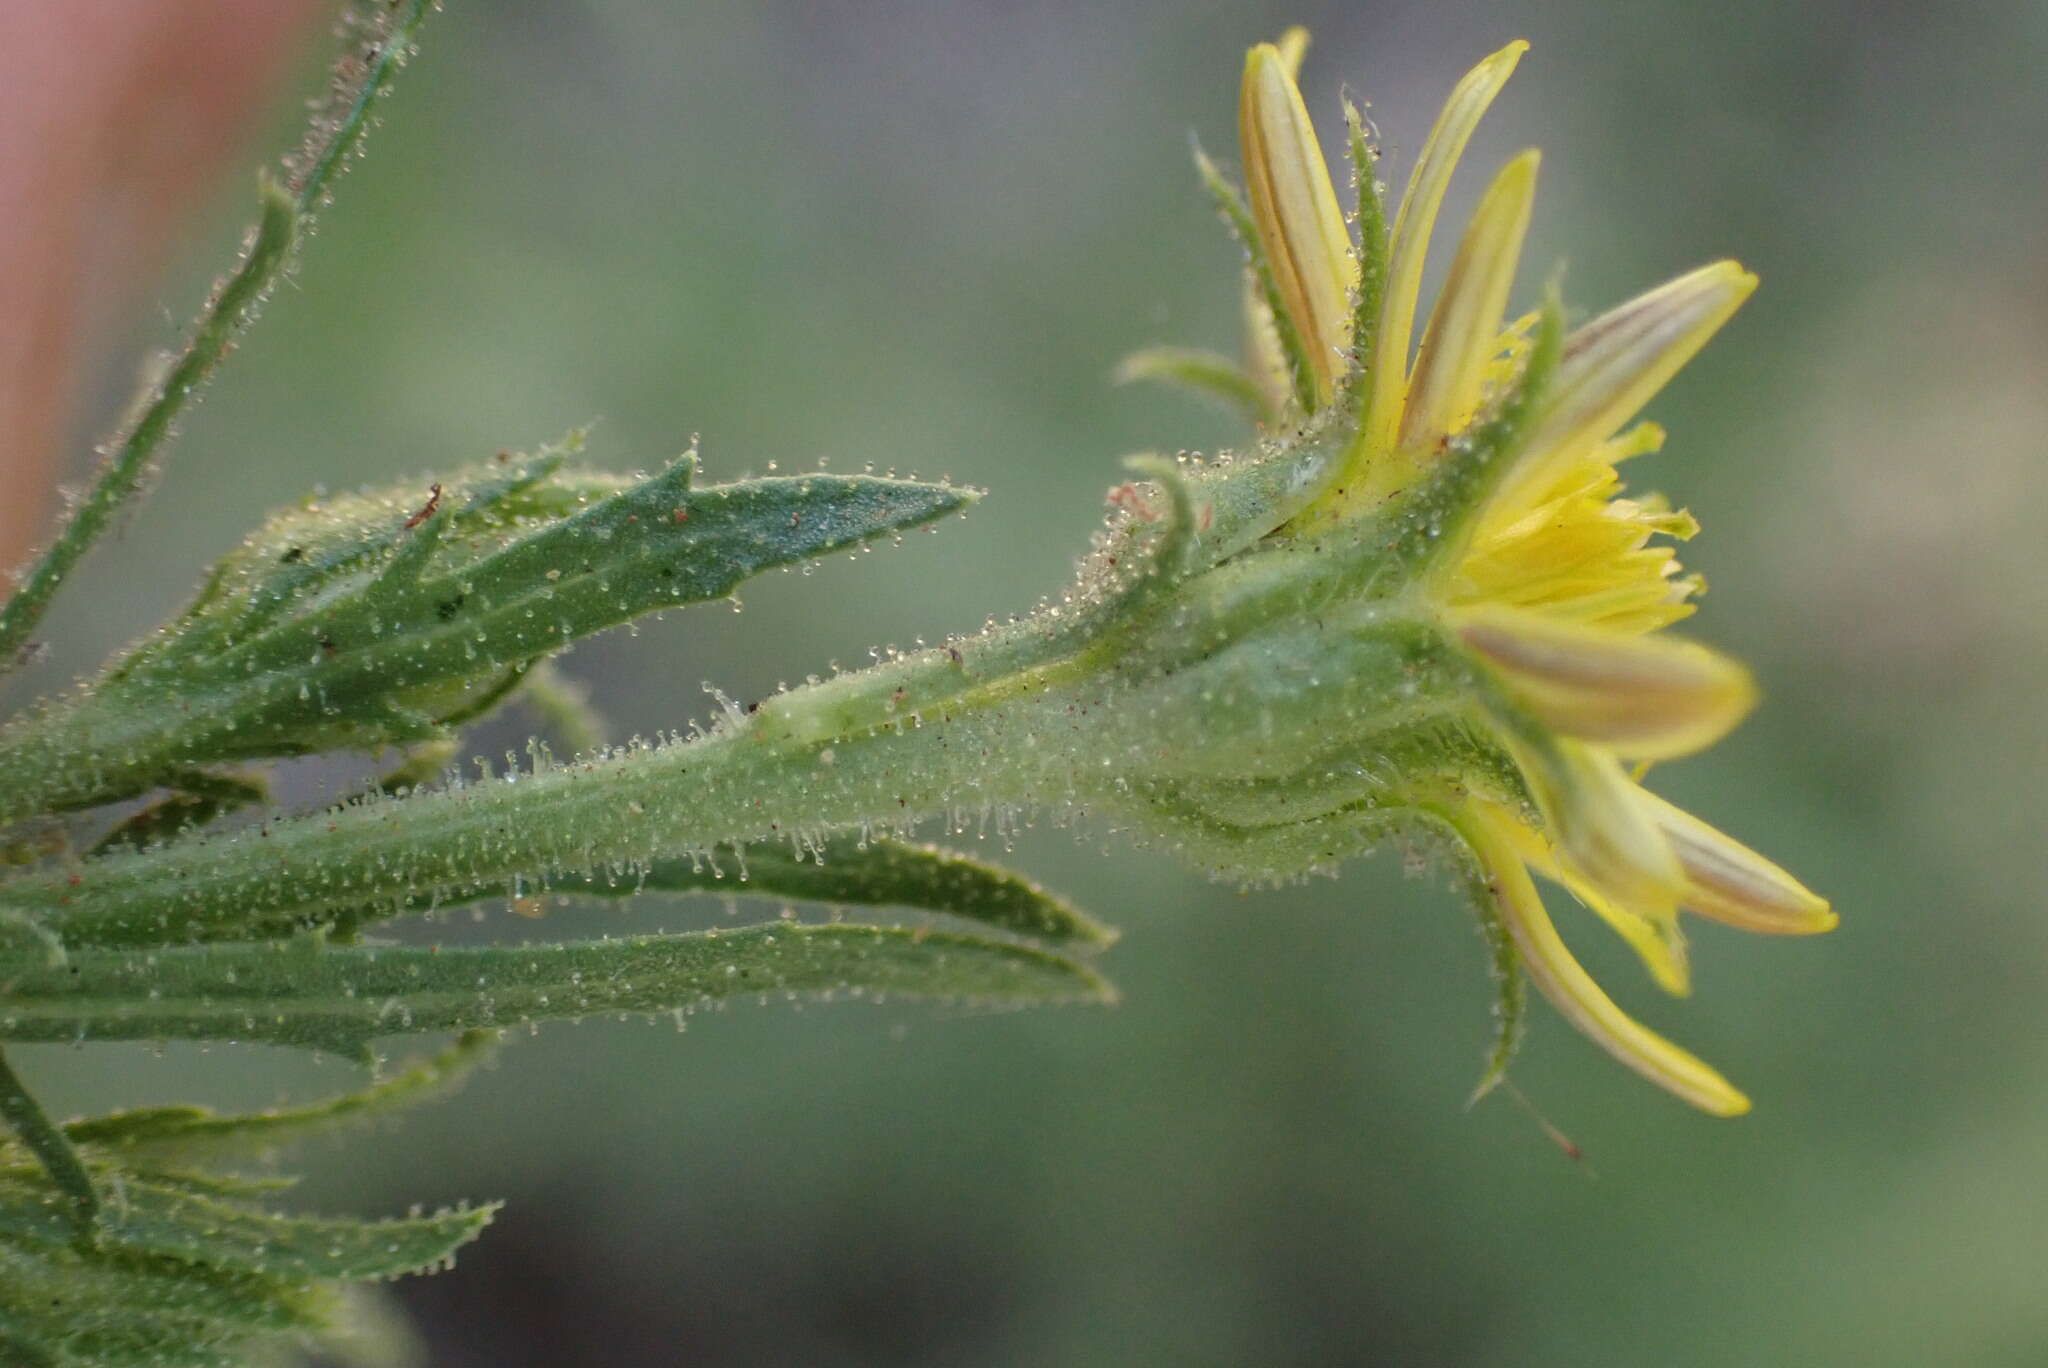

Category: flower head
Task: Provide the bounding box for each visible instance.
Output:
[1122,31,1833,1114]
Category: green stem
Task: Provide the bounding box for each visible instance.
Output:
[30,660,1077,948]
[18,601,1466,949]
[0,670,311,826]
[0,0,436,674]
[0,185,297,672]
[0,1047,98,1240]
[1,419,1506,952]
[286,0,437,211]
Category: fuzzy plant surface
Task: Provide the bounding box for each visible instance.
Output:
[0,8,1831,1365]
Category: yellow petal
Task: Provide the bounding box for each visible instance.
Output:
[1274,25,1310,77]
[1637,788,1838,934]
[1566,870,1691,996]
[1239,42,1357,405]
[1399,150,1541,453]
[1459,607,1758,760]
[1507,261,1756,497]
[1598,419,1667,465]
[1363,40,1528,461]
[1496,807,1691,995]
[1458,806,1750,1114]
[1506,733,1683,910]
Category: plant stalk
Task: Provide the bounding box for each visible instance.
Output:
[0,0,436,674]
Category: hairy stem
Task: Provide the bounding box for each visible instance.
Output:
[0,1047,98,1238]
[0,0,436,673]
[14,590,1467,952]
[27,659,1078,948]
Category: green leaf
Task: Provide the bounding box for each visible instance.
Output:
[1465,880,1527,1106]
[0,1237,322,1335]
[0,456,978,826]
[510,838,1116,948]
[175,455,976,699]
[206,833,1114,953]
[64,1031,498,1161]
[1114,346,1272,427]
[125,1169,301,1202]
[0,1167,450,1367]
[0,1174,495,1282]
[1192,140,1318,417]
[1338,96,1391,423]
[0,925,1114,1057]
[0,1047,99,1236]
[89,771,269,856]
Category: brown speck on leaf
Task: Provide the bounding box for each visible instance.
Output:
[404,482,442,530]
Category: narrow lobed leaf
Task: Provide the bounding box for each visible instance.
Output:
[64,1031,499,1161]
[0,460,978,826]
[1114,346,1273,427]
[0,1235,323,1336]
[0,1174,496,1282]
[0,925,1115,1057]
[1194,140,1319,416]
[568,837,1117,947]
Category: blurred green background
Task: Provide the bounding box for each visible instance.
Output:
[21,0,2048,1363]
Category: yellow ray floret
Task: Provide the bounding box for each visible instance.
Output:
[1458,803,1751,1116]
[1493,809,1692,997]
[1399,150,1541,455]
[1503,262,1757,506]
[1504,732,1684,912]
[1457,606,1757,760]
[1239,40,1357,405]
[1360,41,1529,475]
[1638,788,1837,934]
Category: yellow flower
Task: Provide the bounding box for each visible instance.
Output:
[1207,33,1834,1114]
